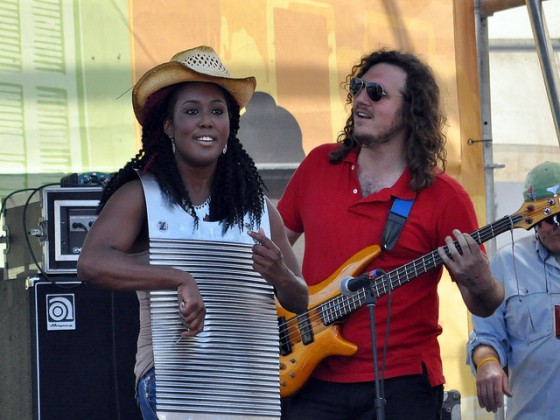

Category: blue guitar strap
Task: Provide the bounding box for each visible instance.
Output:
[382,198,414,251]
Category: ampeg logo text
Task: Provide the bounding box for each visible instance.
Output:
[46,294,76,330]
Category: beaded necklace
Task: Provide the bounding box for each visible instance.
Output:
[193,196,211,211]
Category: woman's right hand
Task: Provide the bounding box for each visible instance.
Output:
[177,278,206,337]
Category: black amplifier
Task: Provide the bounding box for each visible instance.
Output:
[3,186,102,279]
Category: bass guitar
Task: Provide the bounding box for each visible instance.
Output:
[276,195,560,397]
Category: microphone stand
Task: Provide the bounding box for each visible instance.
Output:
[365,286,386,419]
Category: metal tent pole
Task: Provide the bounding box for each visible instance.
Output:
[525,0,560,145]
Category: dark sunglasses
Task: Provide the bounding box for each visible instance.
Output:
[541,214,559,226]
[349,77,389,102]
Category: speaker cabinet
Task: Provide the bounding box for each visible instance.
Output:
[0,277,142,420]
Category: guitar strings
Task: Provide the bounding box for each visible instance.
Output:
[279,213,530,349]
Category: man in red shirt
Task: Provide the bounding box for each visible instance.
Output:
[277,49,504,419]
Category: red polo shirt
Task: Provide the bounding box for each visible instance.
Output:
[277,143,481,387]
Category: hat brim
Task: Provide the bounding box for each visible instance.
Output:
[132,61,256,125]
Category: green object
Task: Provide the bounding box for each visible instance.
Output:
[523,161,560,201]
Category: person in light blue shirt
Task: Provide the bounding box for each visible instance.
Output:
[466,161,560,419]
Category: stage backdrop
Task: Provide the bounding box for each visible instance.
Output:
[0,1,490,417]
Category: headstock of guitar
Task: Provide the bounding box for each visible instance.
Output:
[512,196,560,230]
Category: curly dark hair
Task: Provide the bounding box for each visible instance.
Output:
[329,49,448,191]
[99,82,266,232]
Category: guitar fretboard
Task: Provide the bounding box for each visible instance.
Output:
[319,213,522,325]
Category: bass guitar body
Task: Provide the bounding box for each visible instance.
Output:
[276,244,382,397]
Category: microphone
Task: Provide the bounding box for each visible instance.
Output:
[340,274,371,296]
[339,269,385,296]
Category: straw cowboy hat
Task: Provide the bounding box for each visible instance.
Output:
[132,45,256,125]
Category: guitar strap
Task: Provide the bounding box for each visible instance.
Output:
[382,197,414,251]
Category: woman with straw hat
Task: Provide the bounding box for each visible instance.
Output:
[78,46,308,419]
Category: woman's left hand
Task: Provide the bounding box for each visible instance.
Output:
[248,228,286,285]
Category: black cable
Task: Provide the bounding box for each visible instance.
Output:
[380,273,392,402]
[1,188,39,253]
[1,187,38,222]
[1,187,50,279]
[20,183,60,283]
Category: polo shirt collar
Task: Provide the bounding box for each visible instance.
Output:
[344,146,416,202]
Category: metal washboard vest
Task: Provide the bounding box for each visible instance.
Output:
[139,173,280,419]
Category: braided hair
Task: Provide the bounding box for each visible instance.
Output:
[330,49,448,192]
[99,82,266,232]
